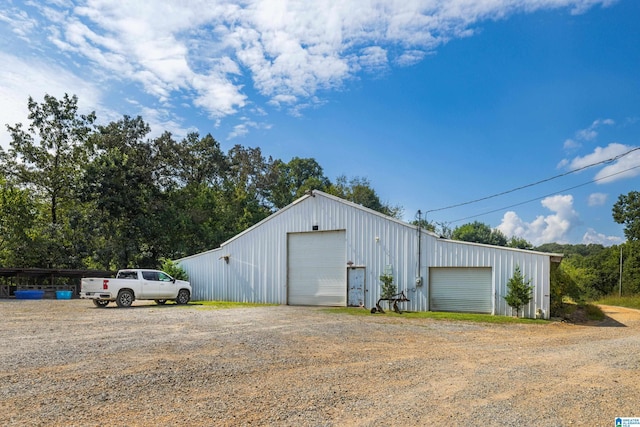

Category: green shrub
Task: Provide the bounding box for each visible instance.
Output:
[160,257,189,281]
[379,273,396,299]
[504,265,533,317]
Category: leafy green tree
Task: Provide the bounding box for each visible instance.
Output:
[539,244,625,300]
[452,221,507,246]
[328,175,403,218]
[556,259,597,300]
[160,132,227,188]
[379,273,396,299]
[0,176,37,266]
[3,94,96,268]
[613,191,640,241]
[160,257,189,281]
[549,261,582,316]
[0,175,73,268]
[221,145,273,235]
[5,94,95,225]
[620,241,640,295]
[150,131,231,258]
[535,243,606,257]
[268,157,330,208]
[82,115,163,268]
[507,236,533,250]
[434,222,453,239]
[163,184,227,258]
[1,94,419,270]
[589,247,622,297]
[410,218,436,233]
[504,265,533,317]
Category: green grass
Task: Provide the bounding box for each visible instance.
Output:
[186,301,547,323]
[552,301,605,321]
[593,295,640,310]
[187,301,275,310]
[323,307,548,324]
[584,303,606,321]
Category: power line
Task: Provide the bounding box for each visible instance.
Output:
[425,146,640,214]
[445,164,640,224]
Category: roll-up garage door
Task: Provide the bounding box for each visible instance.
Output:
[429,267,492,313]
[287,230,346,306]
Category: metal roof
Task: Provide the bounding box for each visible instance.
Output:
[0,268,115,278]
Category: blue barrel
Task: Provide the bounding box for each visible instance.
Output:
[56,290,73,299]
[15,290,45,299]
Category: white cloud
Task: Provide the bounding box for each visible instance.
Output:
[191,73,247,117]
[576,128,597,141]
[560,118,617,168]
[582,228,623,246]
[574,118,615,141]
[587,192,608,207]
[569,0,618,15]
[556,158,569,169]
[568,143,640,183]
[136,105,198,142]
[1,0,616,126]
[0,52,103,149]
[358,46,389,72]
[227,118,272,139]
[0,52,196,150]
[563,138,581,150]
[497,194,578,245]
[593,147,640,183]
[268,94,298,107]
[0,6,38,41]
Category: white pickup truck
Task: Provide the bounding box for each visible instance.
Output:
[80,269,191,308]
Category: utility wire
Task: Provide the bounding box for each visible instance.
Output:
[425,146,640,214]
[445,164,640,224]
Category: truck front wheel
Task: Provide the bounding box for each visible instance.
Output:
[176,289,190,305]
[116,290,134,308]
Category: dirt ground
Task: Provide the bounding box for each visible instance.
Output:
[0,300,639,426]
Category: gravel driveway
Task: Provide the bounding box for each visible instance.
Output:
[0,300,639,426]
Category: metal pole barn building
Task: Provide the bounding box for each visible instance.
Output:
[176,190,562,319]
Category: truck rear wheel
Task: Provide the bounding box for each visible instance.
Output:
[176,289,190,305]
[116,290,134,308]
[93,299,109,308]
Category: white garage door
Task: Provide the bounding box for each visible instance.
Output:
[287,230,346,306]
[430,267,492,314]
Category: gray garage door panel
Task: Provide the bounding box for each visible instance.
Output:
[430,267,492,313]
[287,231,346,306]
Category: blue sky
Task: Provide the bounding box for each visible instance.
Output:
[1,0,638,246]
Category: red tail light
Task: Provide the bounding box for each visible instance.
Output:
[103,280,109,290]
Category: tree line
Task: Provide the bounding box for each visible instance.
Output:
[0,94,399,270]
[1,94,638,303]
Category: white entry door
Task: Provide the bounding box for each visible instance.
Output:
[347,267,365,307]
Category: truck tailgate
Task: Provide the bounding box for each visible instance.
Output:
[80,278,116,299]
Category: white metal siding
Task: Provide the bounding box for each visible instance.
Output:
[428,238,551,318]
[430,267,492,313]
[176,191,554,319]
[176,248,223,301]
[287,231,346,306]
